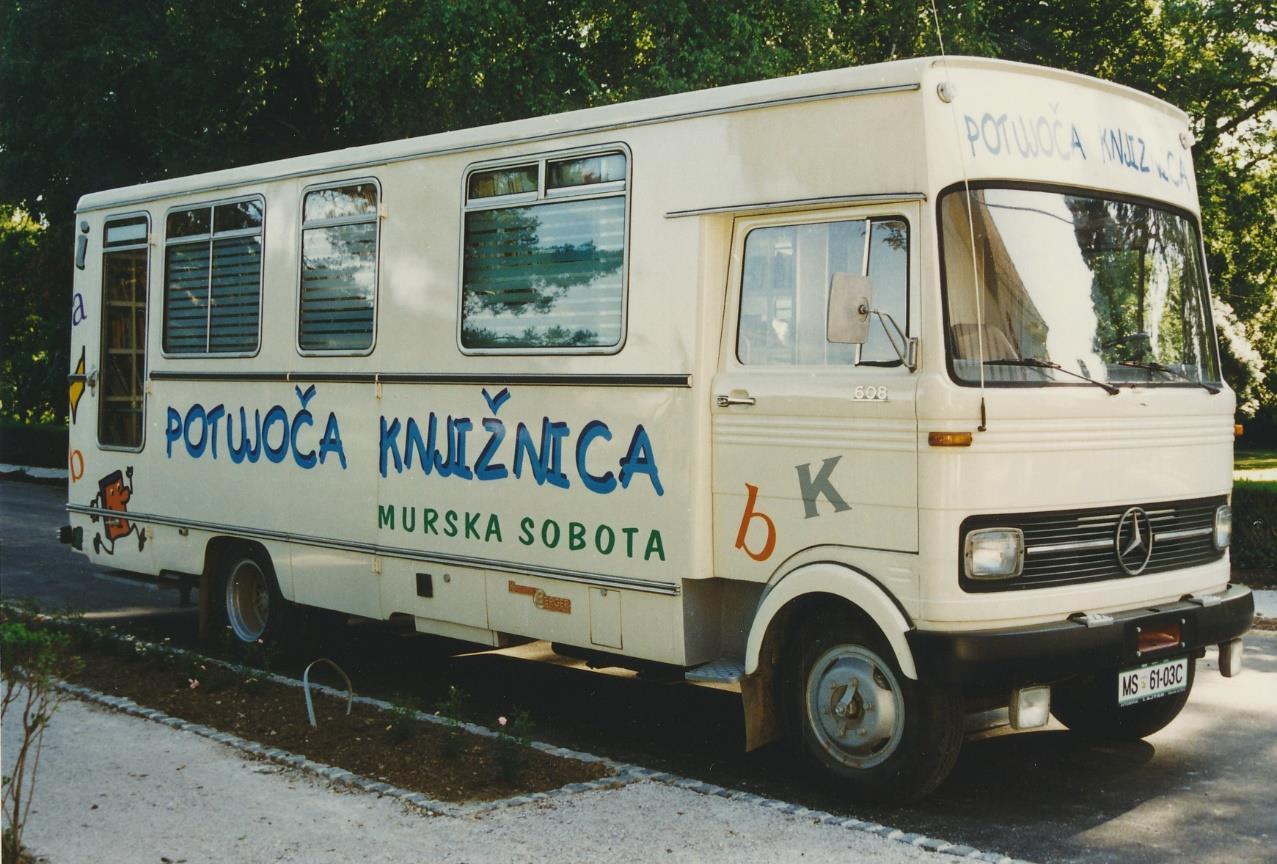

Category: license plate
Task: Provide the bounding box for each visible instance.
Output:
[1117,657,1189,706]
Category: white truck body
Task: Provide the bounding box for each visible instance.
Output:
[66,56,1252,799]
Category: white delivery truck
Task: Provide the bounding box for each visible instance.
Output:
[62,56,1253,802]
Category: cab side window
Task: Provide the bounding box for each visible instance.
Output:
[737,217,908,366]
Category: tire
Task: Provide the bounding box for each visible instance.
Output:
[1051,660,1194,741]
[222,546,296,647]
[786,610,963,804]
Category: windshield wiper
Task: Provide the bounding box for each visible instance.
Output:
[1118,360,1221,394]
[984,357,1120,395]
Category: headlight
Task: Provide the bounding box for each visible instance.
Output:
[1214,504,1232,551]
[964,528,1025,580]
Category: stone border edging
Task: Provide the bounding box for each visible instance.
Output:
[13,607,1031,863]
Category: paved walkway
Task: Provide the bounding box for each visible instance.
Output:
[3,693,969,864]
[1252,589,1276,619]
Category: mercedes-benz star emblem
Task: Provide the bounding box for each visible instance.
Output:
[1115,507,1154,576]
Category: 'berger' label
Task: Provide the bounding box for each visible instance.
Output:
[508,580,572,614]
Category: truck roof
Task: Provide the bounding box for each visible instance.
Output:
[76,55,1189,213]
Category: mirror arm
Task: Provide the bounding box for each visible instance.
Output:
[870,310,918,372]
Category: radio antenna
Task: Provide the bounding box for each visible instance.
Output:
[928,0,988,431]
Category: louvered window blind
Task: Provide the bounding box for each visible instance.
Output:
[299,183,378,352]
[163,198,263,354]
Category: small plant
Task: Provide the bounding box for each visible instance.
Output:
[384,697,420,745]
[435,685,469,757]
[492,710,533,784]
[1,620,79,861]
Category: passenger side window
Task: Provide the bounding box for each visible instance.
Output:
[299,182,379,353]
[461,151,627,352]
[737,217,908,366]
[163,198,263,354]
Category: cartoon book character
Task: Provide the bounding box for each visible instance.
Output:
[90,467,146,554]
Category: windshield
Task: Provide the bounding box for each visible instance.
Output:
[940,187,1220,388]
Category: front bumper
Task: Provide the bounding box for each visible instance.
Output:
[907,584,1254,688]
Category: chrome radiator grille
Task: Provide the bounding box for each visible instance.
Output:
[959,496,1226,592]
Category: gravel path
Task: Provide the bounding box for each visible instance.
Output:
[4,695,958,864]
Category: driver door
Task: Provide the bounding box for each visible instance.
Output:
[710,205,920,582]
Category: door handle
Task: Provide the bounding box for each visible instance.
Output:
[715,393,756,407]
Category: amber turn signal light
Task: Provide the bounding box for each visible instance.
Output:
[1235,424,1244,438]
[928,431,973,447]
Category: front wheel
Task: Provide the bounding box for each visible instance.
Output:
[222,548,296,646]
[788,614,963,804]
[1052,660,1195,741]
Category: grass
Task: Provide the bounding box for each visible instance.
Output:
[1235,448,1277,473]
[1235,478,1277,495]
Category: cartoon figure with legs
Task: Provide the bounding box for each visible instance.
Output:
[90,466,146,554]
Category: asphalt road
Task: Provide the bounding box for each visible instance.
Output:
[2,476,1273,863]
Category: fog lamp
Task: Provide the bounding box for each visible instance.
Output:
[1010,685,1051,729]
[964,528,1024,580]
[1213,505,1232,551]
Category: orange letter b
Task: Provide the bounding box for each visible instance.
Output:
[735,483,777,562]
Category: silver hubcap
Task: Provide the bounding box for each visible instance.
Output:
[226,558,270,642]
[805,644,905,769]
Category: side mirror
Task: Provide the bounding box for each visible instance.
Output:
[827,272,872,345]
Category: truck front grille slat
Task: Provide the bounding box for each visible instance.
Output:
[960,496,1226,593]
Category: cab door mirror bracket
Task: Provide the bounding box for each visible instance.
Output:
[828,272,917,371]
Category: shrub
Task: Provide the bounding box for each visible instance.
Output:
[384,697,421,745]
[0,420,67,469]
[435,685,469,758]
[1232,481,1277,574]
[1,620,79,861]
[493,710,533,784]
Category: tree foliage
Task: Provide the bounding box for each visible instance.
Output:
[1,1,1273,428]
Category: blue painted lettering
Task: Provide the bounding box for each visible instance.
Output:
[184,404,208,459]
[618,425,664,496]
[475,418,508,481]
[575,420,617,494]
[262,406,289,463]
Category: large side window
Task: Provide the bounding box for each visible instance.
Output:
[461,150,627,352]
[163,197,263,354]
[737,217,908,366]
[299,182,379,353]
[99,215,149,448]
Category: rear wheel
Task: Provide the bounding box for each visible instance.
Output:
[1052,660,1195,741]
[222,547,295,646]
[788,612,963,804]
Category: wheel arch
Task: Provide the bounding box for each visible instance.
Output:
[202,536,284,596]
[744,562,917,680]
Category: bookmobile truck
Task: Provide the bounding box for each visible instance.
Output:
[62,56,1253,802]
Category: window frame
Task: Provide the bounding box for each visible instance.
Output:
[456,142,632,356]
[934,179,1221,391]
[295,177,382,357]
[160,194,265,359]
[98,210,151,453]
[733,212,912,369]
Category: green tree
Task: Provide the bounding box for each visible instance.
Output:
[0,0,341,421]
[0,206,62,422]
[2,1,1273,432]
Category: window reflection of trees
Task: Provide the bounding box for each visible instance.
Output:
[301,221,376,350]
[462,197,624,349]
[1067,196,1210,375]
